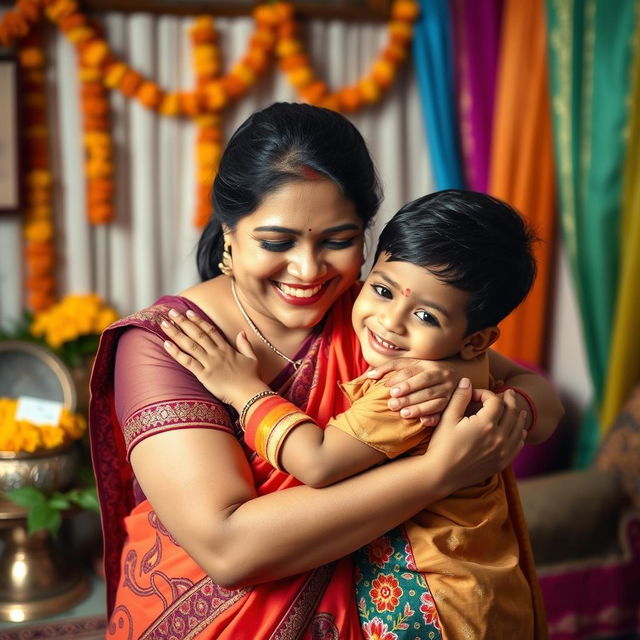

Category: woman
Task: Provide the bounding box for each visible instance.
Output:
[90,103,562,639]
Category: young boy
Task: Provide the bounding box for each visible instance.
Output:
[165,190,540,639]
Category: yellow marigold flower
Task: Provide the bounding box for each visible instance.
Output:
[287,67,314,89]
[41,426,65,449]
[67,25,93,44]
[25,170,52,188]
[276,39,302,57]
[24,219,54,243]
[94,308,118,332]
[231,63,255,86]
[159,92,181,117]
[45,0,78,22]
[359,77,381,104]
[104,62,127,88]
[83,40,109,67]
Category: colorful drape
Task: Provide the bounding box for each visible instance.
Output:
[451,0,502,193]
[413,0,465,189]
[488,0,557,367]
[601,13,640,430]
[546,0,637,466]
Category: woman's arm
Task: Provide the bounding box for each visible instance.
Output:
[486,350,564,444]
[131,379,526,589]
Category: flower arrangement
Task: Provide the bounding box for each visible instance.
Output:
[0,398,86,453]
[29,293,118,366]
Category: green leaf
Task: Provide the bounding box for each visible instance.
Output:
[70,487,100,512]
[48,493,71,510]
[6,486,47,508]
[28,502,62,536]
[76,466,96,485]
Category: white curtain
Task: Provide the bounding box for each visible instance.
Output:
[0,13,433,323]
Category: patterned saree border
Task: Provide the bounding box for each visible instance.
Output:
[271,563,337,640]
[139,577,249,640]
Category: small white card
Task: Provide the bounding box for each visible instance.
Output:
[15,396,64,427]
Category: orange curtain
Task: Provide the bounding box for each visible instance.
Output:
[488,0,557,368]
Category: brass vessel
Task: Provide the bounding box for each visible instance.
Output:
[0,446,88,622]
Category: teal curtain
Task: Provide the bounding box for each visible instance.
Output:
[413,0,465,189]
[546,0,637,466]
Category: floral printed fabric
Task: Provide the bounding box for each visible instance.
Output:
[355,527,441,640]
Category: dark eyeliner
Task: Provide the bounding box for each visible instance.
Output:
[260,240,294,252]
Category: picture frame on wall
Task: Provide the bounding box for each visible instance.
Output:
[0,57,20,213]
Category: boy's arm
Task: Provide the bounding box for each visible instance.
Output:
[278,423,386,488]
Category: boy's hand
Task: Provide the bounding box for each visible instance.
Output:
[161,309,267,408]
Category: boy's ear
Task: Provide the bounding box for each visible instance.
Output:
[459,327,500,360]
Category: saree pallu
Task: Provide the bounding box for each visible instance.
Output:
[89,286,367,639]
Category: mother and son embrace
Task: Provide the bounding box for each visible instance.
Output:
[90,102,563,639]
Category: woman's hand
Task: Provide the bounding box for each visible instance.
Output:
[161,309,267,408]
[365,355,488,426]
[426,379,527,493]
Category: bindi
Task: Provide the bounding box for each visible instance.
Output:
[404,288,411,297]
[300,165,322,181]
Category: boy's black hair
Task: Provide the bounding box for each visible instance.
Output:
[374,189,538,335]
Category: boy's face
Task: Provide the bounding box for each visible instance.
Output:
[352,256,471,368]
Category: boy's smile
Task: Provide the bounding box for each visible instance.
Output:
[352,256,472,368]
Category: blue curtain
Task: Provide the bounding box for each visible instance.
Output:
[413,0,465,189]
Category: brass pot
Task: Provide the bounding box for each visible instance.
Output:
[0,446,87,622]
[0,445,79,499]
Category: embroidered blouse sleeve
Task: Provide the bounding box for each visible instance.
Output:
[114,327,234,459]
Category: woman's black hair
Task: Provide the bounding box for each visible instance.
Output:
[374,190,538,334]
[197,102,383,280]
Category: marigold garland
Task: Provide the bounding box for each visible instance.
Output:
[0,0,419,236]
[18,25,57,312]
[0,397,86,453]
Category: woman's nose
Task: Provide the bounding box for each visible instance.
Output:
[287,248,327,281]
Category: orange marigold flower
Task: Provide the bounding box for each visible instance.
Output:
[66,25,93,43]
[389,20,413,44]
[253,4,279,26]
[319,94,340,112]
[24,219,54,243]
[391,0,420,21]
[178,91,202,117]
[29,205,53,220]
[337,86,363,113]
[278,20,297,40]
[221,73,248,99]
[359,76,381,103]
[275,2,295,21]
[279,52,309,72]
[119,69,143,97]
[104,61,127,88]
[159,92,181,116]
[137,82,164,109]
[382,43,408,64]
[19,46,45,68]
[244,47,269,74]
[57,11,86,31]
[372,59,395,89]
[3,11,29,39]
[83,39,109,67]
[25,242,54,260]
[79,65,102,81]
[45,0,78,23]
[25,170,52,188]
[202,82,227,111]
[288,66,314,89]
[89,203,114,224]
[197,142,222,166]
[250,30,276,50]
[299,80,327,105]
[85,159,112,179]
[276,38,302,58]
[83,97,109,117]
[16,0,42,22]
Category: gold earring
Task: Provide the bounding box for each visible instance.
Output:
[218,236,233,276]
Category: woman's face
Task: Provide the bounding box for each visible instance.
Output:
[229,178,365,332]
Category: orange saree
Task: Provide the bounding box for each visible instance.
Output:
[89,286,367,639]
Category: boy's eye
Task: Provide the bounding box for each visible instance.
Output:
[372,284,392,299]
[260,240,294,252]
[415,310,440,327]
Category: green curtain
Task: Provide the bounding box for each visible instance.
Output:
[546,0,637,466]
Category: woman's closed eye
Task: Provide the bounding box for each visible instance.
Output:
[259,240,294,252]
[415,310,440,327]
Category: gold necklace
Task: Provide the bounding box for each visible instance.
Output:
[231,279,303,371]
